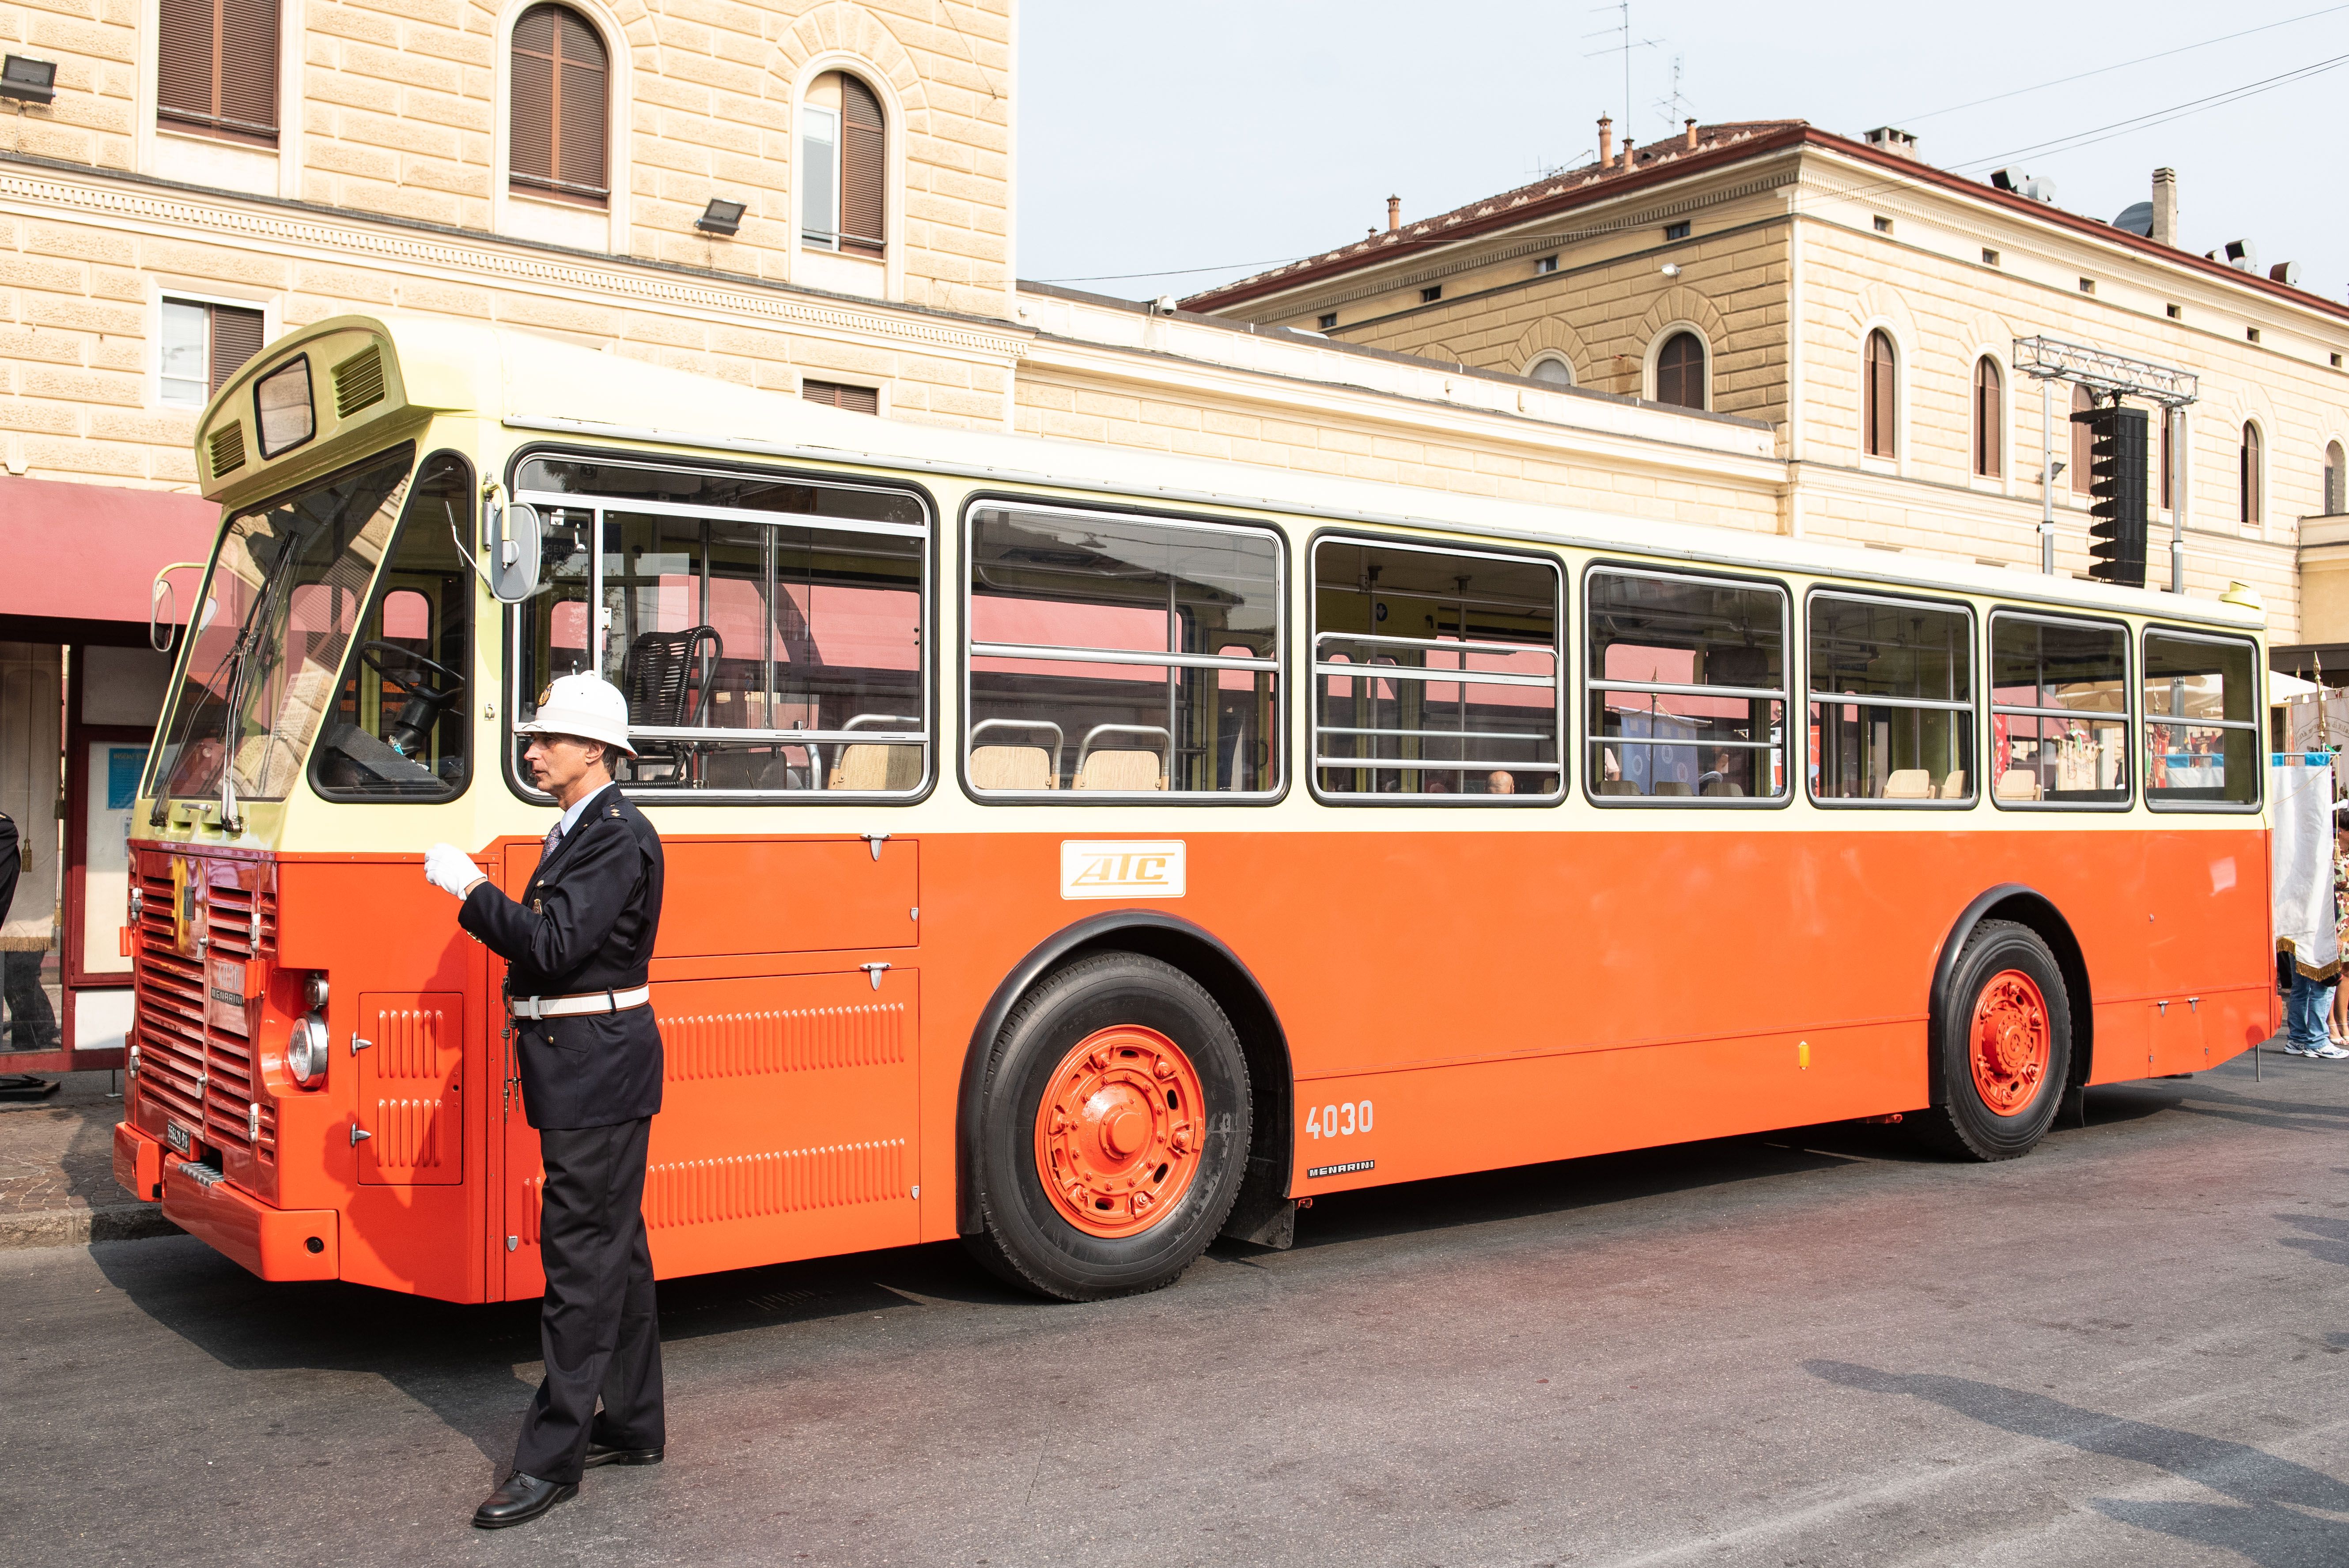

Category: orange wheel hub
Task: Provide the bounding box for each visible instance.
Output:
[1970,968,2051,1115]
[1034,1025,1204,1238]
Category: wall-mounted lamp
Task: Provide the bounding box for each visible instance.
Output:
[0,55,57,105]
[694,198,745,237]
[1657,261,1681,279]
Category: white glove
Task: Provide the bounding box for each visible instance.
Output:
[424,843,485,899]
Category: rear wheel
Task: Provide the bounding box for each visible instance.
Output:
[965,953,1251,1300]
[1914,920,2073,1161]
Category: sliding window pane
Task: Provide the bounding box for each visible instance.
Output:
[1588,569,1786,800]
[2143,630,2259,807]
[1808,594,1975,803]
[1989,615,2129,805]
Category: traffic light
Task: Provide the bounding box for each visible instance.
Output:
[2072,401,2149,587]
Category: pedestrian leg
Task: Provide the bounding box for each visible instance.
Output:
[512,1122,636,1485]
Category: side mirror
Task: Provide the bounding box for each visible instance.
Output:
[486,500,542,603]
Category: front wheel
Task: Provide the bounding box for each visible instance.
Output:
[965,953,1252,1300]
[1914,919,2073,1161]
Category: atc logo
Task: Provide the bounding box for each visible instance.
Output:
[1059,841,1185,900]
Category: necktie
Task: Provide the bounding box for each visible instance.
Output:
[544,821,562,859]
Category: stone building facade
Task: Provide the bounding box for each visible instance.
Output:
[1186,120,2349,646]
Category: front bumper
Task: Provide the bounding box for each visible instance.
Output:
[133,1130,341,1281]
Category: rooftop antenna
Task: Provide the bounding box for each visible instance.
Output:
[1584,0,1660,136]
[1652,53,1690,131]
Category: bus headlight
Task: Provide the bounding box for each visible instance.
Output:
[288,1013,329,1087]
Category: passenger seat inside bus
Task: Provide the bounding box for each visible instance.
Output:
[1073,750,1168,790]
[829,744,923,791]
[1995,768,2042,801]
[969,745,1056,790]
[1941,770,1967,799]
[1882,770,1934,800]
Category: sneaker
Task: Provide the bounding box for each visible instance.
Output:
[2313,1044,2349,1060]
[2284,1041,2316,1056]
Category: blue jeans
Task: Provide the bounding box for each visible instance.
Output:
[2287,971,2337,1048]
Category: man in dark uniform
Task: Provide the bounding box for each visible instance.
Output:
[423,673,668,1529]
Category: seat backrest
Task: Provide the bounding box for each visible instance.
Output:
[1074,749,1166,791]
[1700,778,1745,797]
[828,743,923,791]
[621,626,722,728]
[1883,769,1934,800]
[1940,769,1967,799]
[1598,779,1638,795]
[969,745,1055,791]
[1995,768,2041,801]
[1652,779,1694,796]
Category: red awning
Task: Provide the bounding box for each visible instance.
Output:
[0,476,219,632]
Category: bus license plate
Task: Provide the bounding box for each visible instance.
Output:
[165,1122,192,1156]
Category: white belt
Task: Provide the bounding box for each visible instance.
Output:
[510,985,651,1020]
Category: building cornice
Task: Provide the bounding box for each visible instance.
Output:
[0,151,1033,362]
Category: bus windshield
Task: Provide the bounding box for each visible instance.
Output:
[148,446,417,806]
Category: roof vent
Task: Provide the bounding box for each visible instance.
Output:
[207,422,246,478]
[332,345,385,418]
[1991,168,2058,203]
[2271,261,2301,287]
[2208,238,2259,272]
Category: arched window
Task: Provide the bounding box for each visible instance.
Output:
[510,5,608,205]
[802,72,887,257]
[1971,357,2002,478]
[1654,331,1705,410]
[2069,384,2093,495]
[1528,355,1573,388]
[1863,329,1896,457]
[159,0,279,144]
[2159,413,2174,511]
[2327,441,2345,514]
[2241,422,2263,524]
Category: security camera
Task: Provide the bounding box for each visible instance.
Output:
[1151,294,1178,315]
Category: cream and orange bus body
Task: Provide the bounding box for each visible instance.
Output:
[111,316,2276,1303]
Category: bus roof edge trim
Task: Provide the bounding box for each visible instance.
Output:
[503,414,2264,635]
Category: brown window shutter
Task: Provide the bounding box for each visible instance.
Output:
[157,0,217,125]
[803,379,878,415]
[1864,331,1895,458]
[555,10,608,196]
[839,76,886,257]
[207,306,265,396]
[218,0,279,137]
[510,8,556,188]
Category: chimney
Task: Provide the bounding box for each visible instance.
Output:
[1620,135,1635,168]
[2151,167,2177,248]
[1596,115,1613,168]
[1386,195,1400,232]
[1683,117,1698,150]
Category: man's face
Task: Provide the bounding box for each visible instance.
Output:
[524,733,606,795]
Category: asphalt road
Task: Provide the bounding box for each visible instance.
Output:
[8,1047,2349,1568]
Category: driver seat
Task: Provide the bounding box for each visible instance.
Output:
[622,626,722,782]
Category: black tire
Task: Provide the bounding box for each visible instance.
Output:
[1913,919,2073,1161]
[964,953,1252,1301]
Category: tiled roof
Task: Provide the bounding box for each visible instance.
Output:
[1182,120,1809,310]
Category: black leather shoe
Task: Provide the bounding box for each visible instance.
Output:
[583,1438,665,1468]
[472,1471,577,1529]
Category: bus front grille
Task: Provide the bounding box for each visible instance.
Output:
[131,855,274,1158]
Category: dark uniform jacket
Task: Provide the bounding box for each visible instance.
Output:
[459,783,665,1130]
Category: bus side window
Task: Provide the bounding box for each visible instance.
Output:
[1586,567,1787,802]
[1310,537,1562,801]
[311,451,475,800]
[1807,593,1975,806]
[2142,629,2260,809]
[1989,613,2131,807]
[965,501,1281,797]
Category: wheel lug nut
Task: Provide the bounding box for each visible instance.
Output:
[1132,1192,1153,1214]
[1154,1057,1175,1079]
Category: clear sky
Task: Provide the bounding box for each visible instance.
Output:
[1016,0,2349,306]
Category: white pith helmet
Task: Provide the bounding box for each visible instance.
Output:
[518,673,637,756]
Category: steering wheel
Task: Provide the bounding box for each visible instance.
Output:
[358,639,465,700]
[357,640,465,759]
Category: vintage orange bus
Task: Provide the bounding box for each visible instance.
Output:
[113,314,2275,1302]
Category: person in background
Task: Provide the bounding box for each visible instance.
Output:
[0,807,62,1093]
[1486,771,1515,796]
[2287,810,2349,1060]
[2332,808,2349,1049]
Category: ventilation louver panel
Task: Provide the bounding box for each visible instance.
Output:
[208,422,246,477]
[332,345,385,417]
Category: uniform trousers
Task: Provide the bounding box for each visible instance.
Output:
[514,1116,665,1485]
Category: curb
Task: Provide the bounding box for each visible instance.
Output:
[0,1204,182,1251]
